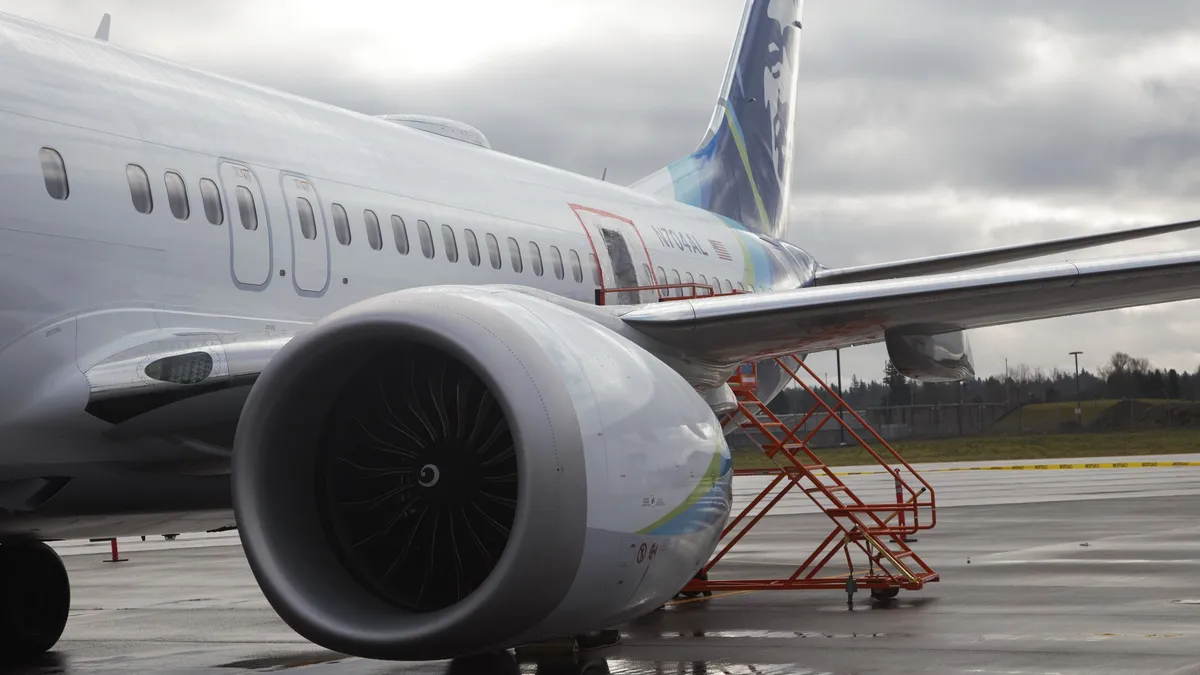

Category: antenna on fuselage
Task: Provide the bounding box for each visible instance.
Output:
[94,13,111,41]
[601,167,607,182]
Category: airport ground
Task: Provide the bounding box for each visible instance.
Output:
[22,453,1200,675]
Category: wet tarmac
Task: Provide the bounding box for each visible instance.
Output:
[20,456,1200,674]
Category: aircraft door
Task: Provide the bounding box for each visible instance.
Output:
[600,227,641,304]
[220,162,272,287]
[571,205,658,304]
[280,174,330,294]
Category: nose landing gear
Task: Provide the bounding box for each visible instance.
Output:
[0,541,70,661]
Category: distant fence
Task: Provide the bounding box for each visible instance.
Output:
[728,403,1011,450]
[727,398,1200,451]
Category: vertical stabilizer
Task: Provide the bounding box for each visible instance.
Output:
[632,0,803,239]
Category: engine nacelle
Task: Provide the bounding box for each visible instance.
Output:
[231,287,732,660]
[884,327,975,382]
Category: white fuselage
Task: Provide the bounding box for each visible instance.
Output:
[0,13,805,539]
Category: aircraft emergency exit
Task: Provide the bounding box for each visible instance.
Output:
[3,0,1200,663]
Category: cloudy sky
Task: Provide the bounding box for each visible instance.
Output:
[5,0,1200,383]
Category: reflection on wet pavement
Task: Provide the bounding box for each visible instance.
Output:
[13,467,1200,674]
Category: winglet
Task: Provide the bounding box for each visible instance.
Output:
[94,13,111,42]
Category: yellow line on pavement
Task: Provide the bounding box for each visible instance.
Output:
[664,590,755,606]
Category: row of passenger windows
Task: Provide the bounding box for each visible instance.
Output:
[317,200,595,283]
[37,147,752,293]
[655,266,756,295]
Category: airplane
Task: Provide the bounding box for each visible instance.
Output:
[4,0,1200,663]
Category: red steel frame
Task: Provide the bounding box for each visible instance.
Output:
[595,282,726,305]
[593,280,939,595]
[683,355,939,594]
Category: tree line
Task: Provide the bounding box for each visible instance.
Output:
[768,351,1199,414]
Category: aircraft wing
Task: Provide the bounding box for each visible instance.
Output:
[811,218,1200,286]
[620,249,1200,365]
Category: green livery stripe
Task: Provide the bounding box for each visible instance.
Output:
[636,450,725,536]
[722,105,771,231]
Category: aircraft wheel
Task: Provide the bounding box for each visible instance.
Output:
[0,541,71,660]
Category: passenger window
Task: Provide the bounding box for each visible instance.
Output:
[670,269,681,297]
[199,178,223,225]
[332,203,351,245]
[550,246,565,280]
[589,253,601,285]
[235,186,257,231]
[723,279,733,293]
[736,281,745,291]
[465,229,481,266]
[507,237,523,273]
[39,148,68,200]
[418,220,434,258]
[569,249,583,283]
[486,233,502,269]
[127,164,153,214]
[164,171,189,220]
[296,197,317,240]
[529,241,543,276]
[699,274,709,286]
[442,224,459,263]
[685,271,695,284]
[656,266,668,297]
[391,215,409,254]
[364,210,382,250]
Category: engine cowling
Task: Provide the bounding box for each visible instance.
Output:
[884,327,975,382]
[231,286,732,660]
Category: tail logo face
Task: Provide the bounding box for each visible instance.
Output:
[720,0,802,236]
[762,0,800,188]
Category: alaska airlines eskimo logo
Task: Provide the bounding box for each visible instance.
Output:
[763,0,800,185]
[650,224,709,256]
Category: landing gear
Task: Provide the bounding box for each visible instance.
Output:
[0,541,70,660]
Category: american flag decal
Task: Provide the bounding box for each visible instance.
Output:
[710,239,733,261]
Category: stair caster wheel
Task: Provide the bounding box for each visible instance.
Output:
[871,588,899,601]
[675,569,712,599]
[696,569,713,597]
[0,541,71,660]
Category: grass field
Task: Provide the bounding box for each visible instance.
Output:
[988,400,1119,433]
[730,428,1200,470]
[988,396,1195,432]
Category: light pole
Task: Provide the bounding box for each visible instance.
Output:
[836,348,845,444]
[1069,351,1083,428]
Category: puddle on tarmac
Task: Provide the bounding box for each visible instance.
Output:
[652,630,889,640]
[513,657,836,675]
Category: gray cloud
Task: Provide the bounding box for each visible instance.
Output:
[2,0,1199,380]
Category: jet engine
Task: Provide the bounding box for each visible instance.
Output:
[231,286,732,661]
[884,327,976,382]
